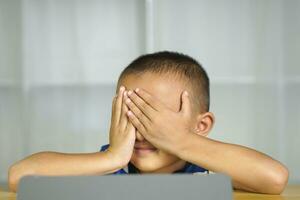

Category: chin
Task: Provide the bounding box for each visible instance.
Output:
[130,158,161,173]
[130,150,180,173]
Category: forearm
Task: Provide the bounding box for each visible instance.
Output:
[178,134,289,194]
[8,151,122,192]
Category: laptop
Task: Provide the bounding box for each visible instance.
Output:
[17,174,232,200]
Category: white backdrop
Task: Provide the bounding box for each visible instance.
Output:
[0,0,299,184]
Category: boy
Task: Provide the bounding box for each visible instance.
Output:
[8,51,288,194]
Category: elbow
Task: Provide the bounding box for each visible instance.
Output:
[8,160,37,193]
[266,165,289,195]
[8,164,19,192]
[8,152,48,192]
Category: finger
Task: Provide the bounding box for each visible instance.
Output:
[180,91,191,116]
[125,97,151,127]
[120,91,129,130]
[134,88,163,111]
[127,110,147,135]
[127,90,156,118]
[115,86,125,124]
[126,120,136,134]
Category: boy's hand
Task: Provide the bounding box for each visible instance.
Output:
[125,88,193,156]
[107,86,136,168]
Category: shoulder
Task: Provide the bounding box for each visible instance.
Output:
[182,163,209,174]
[99,144,110,152]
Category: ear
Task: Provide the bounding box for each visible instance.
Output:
[193,112,215,137]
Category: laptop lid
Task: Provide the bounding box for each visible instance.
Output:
[17,174,232,200]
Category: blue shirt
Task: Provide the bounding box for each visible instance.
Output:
[100,144,209,174]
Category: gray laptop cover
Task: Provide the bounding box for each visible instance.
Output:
[17,174,232,200]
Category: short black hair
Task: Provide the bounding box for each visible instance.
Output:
[118,51,210,112]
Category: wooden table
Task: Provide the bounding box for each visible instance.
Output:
[1,185,300,200]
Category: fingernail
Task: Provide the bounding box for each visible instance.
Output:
[135,88,139,93]
[120,86,125,92]
[128,90,133,95]
[184,91,188,96]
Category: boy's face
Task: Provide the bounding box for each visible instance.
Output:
[118,72,195,173]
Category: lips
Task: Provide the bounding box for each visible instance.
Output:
[134,146,156,150]
[134,143,157,155]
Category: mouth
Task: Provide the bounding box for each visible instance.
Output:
[133,146,157,155]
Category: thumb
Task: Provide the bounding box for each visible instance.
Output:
[180,91,191,115]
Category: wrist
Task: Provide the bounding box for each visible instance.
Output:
[176,132,198,160]
[104,149,128,170]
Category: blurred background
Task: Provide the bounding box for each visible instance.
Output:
[0,0,299,186]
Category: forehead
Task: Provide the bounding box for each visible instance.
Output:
[119,73,187,111]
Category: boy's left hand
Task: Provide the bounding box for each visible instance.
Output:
[125,88,193,155]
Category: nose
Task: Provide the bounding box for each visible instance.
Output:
[136,131,145,141]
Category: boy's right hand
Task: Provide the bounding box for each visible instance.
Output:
[106,86,136,169]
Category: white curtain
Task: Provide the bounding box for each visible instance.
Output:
[0,0,299,184]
